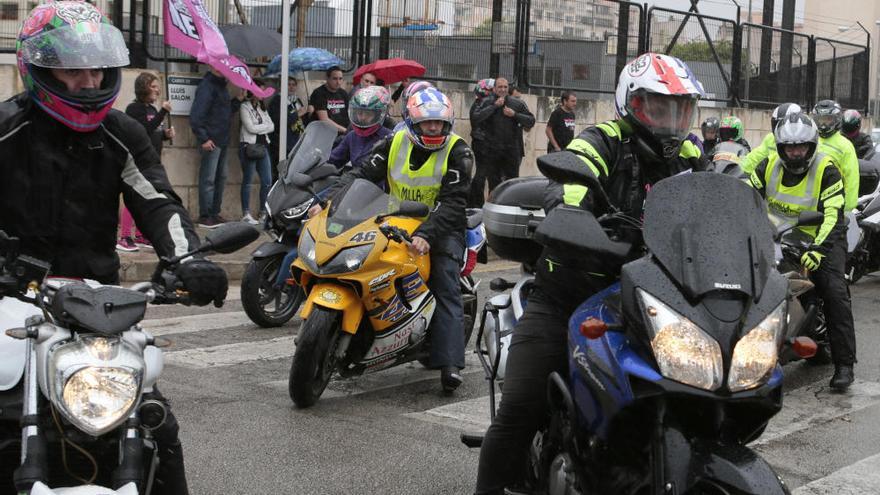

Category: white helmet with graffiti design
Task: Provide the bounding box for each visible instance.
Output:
[615,52,705,160]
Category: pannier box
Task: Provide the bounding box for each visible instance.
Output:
[483,177,548,266]
[859,159,880,197]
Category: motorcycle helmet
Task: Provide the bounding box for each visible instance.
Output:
[16,1,129,132]
[474,78,495,99]
[719,116,744,142]
[771,102,801,131]
[400,80,435,118]
[811,100,842,138]
[348,85,391,137]
[404,87,454,151]
[615,52,704,160]
[700,116,720,139]
[774,113,819,175]
[841,109,862,138]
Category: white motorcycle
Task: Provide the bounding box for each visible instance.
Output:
[0,224,258,494]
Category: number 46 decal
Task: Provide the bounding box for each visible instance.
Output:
[350,231,377,243]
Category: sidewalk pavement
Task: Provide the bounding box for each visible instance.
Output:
[118,225,502,282]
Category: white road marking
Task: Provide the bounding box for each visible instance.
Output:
[404,393,500,431]
[792,452,880,494]
[164,336,295,368]
[140,311,270,336]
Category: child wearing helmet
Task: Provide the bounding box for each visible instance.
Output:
[313,87,475,394]
[328,85,394,168]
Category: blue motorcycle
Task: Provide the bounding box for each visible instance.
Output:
[467,152,821,494]
[241,121,339,327]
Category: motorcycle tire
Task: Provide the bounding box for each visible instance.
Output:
[241,257,304,328]
[289,307,341,407]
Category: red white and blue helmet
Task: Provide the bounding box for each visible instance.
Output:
[400,80,435,117]
[615,52,704,159]
[404,88,454,151]
[16,1,129,132]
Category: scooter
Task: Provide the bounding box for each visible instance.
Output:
[464,152,811,494]
[286,176,486,407]
[0,224,259,494]
[241,120,340,327]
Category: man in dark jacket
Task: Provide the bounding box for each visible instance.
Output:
[190,68,243,228]
[468,78,495,207]
[471,77,535,194]
[1,4,229,493]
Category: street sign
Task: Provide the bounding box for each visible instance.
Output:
[167,76,202,116]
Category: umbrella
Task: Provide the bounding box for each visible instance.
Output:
[353,58,426,85]
[264,48,344,77]
[219,24,283,59]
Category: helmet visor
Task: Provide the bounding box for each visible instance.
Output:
[628,91,697,140]
[349,107,383,128]
[813,114,838,129]
[719,127,738,142]
[20,23,129,69]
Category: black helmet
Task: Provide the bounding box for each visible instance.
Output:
[811,100,842,138]
[771,102,802,131]
[841,109,862,137]
[701,116,720,134]
[774,113,819,175]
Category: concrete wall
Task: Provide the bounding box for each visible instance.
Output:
[2,66,861,221]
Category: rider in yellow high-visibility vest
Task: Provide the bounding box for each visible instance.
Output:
[749,113,856,391]
[314,87,474,393]
[740,102,801,175]
[812,99,860,211]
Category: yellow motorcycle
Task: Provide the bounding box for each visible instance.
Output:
[288,178,480,407]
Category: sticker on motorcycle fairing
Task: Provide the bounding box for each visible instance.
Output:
[361,305,434,365]
[350,231,377,243]
[571,344,607,392]
[328,222,344,234]
[370,281,391,293]
[369,269,395,287]
[714,282,742,290]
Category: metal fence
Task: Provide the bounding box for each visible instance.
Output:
[0,0,868,110]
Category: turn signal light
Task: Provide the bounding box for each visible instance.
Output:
[580,318,608,339]
[791,336,818,358]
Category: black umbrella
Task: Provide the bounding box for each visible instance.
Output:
[219,24,283,59]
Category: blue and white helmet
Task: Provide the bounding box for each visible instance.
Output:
[404,87,454,151]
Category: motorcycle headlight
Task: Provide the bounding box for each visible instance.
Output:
[638,289,723,391]
[282,198,315,220]
[728,302,785,392]
[320,244,373,274]
[48,336,143,436]
[297,229,320,273]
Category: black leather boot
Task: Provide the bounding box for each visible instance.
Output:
[830,364,854,391]
[441,366,463,392]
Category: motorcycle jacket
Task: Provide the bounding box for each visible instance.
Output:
[0,94,200,283]
[327,130,474,246]
[818,131,860,211]
[846,131,875,160]
[750,153,846,254]
[537,119,704,312]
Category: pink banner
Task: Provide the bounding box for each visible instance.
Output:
[164,0,274,98]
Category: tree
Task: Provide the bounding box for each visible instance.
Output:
[669,40,734,63]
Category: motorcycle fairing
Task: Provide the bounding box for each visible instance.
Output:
[300,282,364,334]
[0,296,41,390]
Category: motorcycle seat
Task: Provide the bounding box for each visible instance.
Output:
[466,208,483,229]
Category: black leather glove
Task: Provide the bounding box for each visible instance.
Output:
[175,259,228,307]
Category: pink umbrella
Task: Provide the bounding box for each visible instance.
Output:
[353,58,426,85]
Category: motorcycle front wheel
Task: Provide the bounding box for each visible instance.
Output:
[289,306,341,407]
[241,256,304,328]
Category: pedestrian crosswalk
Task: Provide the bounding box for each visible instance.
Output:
[145,305,880,494]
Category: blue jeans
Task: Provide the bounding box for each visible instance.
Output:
[238,143,272,215]
[427,234,466,369]
[198,145,229,218]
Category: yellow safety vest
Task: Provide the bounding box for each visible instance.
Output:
[387,130,460,214]
[763,152,834,238]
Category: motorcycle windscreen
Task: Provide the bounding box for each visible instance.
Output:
[643,172,775,300]
[282,120,338,185]
[327,179,392,236]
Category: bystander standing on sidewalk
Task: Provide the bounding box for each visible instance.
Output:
[238,78,275,225]
[268,75,308,177]
[119,72,176,251]
[545,91,577,153]
[190,67,243,229]
[309,66,349,135]
[468,78,495,207]
[471,77,535,197]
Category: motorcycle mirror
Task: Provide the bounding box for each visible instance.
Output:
[534,206,631,260]
[796,211,824,227]
[537,152,616,212]
[202,223,261,254]
[398,201,430,218]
